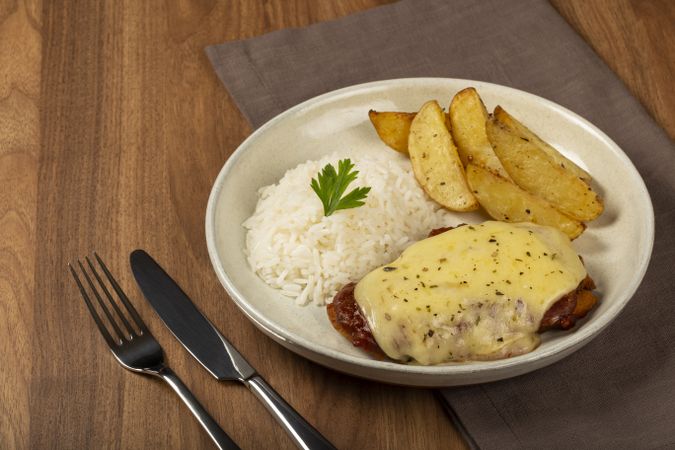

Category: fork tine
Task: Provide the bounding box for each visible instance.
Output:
[69,262,119,348]
[94,252,148,333]
[86,256,137,337]
[77,260,128,342]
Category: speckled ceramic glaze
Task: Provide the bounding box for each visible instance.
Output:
[205,78,654,387]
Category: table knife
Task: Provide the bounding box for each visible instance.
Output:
[130,249,336,450]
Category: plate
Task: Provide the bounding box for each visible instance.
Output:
[205,78,654,387]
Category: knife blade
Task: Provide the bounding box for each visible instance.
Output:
[130,249,336,450]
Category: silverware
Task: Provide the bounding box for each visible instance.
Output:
[69,253,240,450]
[130,249,337,450]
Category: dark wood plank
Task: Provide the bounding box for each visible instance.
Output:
[0,0,41,448]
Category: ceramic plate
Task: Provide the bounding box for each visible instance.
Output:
[205,78,654,387]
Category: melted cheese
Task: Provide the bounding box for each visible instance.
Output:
[353,221,586,364]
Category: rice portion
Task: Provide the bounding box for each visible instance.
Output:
[243,149,456,306]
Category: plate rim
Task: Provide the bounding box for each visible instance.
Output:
[205,77,655,382]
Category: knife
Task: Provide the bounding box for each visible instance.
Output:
[130,249,337,450]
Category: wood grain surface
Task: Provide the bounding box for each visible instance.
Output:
[0,0,672,449]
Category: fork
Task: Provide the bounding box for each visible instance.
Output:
[69,253,240,450]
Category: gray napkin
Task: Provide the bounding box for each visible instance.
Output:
[206,0,675,448]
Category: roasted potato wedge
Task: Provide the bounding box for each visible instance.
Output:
[486,116,603,221]
[493,106,591,183]
[465,163,585,239]
[408,101,479,211]
[449,88,511,179]
[369,110,452,154]
[368,110,416,154]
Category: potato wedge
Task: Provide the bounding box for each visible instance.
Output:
[493,106,591,183]
[486,117,603,221]
[408,101,479,211]
[369,110,452,154]
[449,88,511,180]
[368,110,416,154]
[465,164,585,239]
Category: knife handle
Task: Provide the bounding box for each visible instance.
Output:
[157,367,240,450]
[246,375,336,450]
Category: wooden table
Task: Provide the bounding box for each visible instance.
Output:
[2,1,673,448]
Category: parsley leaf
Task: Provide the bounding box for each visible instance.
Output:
[310,159,371,216]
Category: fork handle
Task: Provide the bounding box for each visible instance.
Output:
[157,367,240,450]
[246,375,336,450]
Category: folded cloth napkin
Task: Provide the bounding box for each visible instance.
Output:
[206,0,675,448]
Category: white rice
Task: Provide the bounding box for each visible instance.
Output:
[243,149,456,306]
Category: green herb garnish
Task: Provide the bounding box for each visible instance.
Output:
[310,159,370,216]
